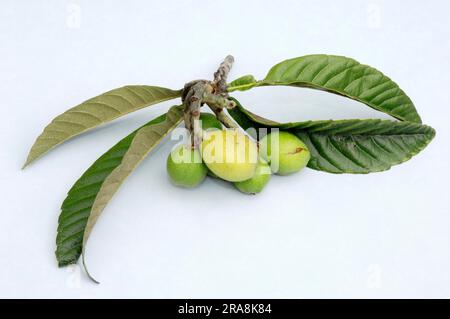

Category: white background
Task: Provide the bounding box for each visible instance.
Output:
[1,0,449,298]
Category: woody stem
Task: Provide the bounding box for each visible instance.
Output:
[182,55,238,147]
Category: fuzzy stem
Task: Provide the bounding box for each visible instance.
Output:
[203,93,236,109]
[183,81,206,147]
[182,55,238,139]
[208,105,238,129]
[213,55,234,94]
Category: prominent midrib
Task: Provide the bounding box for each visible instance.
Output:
[229,79,417,123]
[55,116,163,266]
[24,86,181,167]
[259,80,413,122]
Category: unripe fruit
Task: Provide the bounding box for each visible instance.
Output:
[259,131,310,175]
[200,113,222,131]
[201,129,258,182]
[234,159,271,194]
[166,145,207,188]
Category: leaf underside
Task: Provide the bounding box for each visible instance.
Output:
[24,85,181,168]
[56,106,183,266]
[82,106,183,250]
[228,54,421,123]
[229,99,435,174]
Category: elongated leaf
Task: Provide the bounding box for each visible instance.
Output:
[229,100,435,174]
[227,55,421,123]
[24,85,181,167]
[56,106,182,267]
[81,106,183,280]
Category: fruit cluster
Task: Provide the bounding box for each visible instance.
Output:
[167,113,311,194]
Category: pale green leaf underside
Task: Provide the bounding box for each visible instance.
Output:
[56,107,182,267]
[228,55,421,123]
[81,106,183,278]
[229,100,435,174]
[24,85,181,167]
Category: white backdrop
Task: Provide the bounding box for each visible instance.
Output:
[1,0,449,298]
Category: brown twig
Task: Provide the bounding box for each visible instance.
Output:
[213,55,234,94]
[182,55,239,145]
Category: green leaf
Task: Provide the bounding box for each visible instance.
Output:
[264,55,422,123]
[24,85,181,168]
[227,55,421,123]
[56,106,183,268]
[229,99,435,174]
[228,74,258,91]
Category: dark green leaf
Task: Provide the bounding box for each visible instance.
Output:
[227,55,421,123]
[229,99,435,174]
[82,106,183,254]
[263,55,421,123]
[56,106,183,267]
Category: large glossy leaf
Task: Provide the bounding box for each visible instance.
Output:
[229,100,435,174]
[24,85,181,167]
[56,106,183,268]
[227,55,421,123]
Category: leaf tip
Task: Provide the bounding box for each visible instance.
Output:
[82,253,100,284]
[429,126,437,139]
[22,150,37,169]
[87,274,101,285]
[22,160,30,170]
